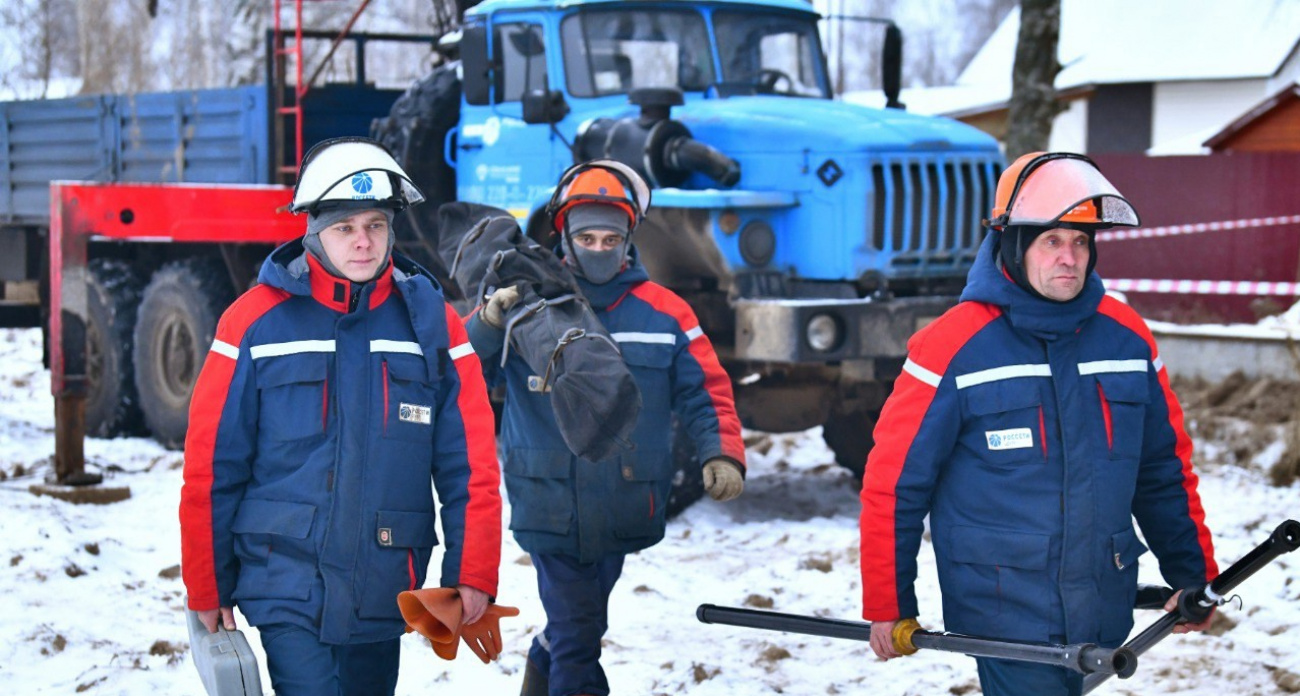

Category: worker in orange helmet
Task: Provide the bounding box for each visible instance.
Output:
[859,152,1218,695]
[466,159,747,696]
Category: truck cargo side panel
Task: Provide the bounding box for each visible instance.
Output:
[0,86,269,226]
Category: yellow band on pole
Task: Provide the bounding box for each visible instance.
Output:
[891,617,921,656]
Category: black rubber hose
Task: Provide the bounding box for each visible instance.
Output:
[665,137,741,187]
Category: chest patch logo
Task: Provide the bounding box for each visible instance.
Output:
[399,403,432,425]
[986,427,1033,451]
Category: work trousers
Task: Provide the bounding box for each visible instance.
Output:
[259,623,401,696]
[976,656,1084,696]
[527,552,626,696]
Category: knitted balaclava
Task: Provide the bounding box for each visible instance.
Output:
[559,204,632,285]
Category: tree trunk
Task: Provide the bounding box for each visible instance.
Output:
[1005,0,1061,159]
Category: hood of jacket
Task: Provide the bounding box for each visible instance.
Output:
[259,238,441,299]
[959,231,1104,340]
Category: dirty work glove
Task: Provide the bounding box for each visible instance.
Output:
[460,604,522,663]
[480,286,521,329]
[702,458,744,502]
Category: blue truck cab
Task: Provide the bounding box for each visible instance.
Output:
[440,0,1003,471]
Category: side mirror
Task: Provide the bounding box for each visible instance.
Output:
[882,23,905,110]
[522,89,570,124]
[462,23,490,106]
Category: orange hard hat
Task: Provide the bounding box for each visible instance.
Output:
[987,152,1139,230]
[547,160,650,234]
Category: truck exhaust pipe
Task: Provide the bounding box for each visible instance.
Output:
[575,87,740,188]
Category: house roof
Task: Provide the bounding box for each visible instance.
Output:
[1203,82,1300,148]
[958,0,1300,91]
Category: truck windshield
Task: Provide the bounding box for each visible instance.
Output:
[561,9,715,97]
[713,11,829,98]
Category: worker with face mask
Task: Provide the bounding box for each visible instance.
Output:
[466,160,747,696]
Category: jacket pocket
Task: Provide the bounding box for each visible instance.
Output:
[940,525,1052,641]
[382,353,439,444]
[619,341,674,369]
[503,449,573,535]
[612,449,672,540]
[619,340,674,412]
[960,380,1044,468]
[230,499,317,601]
[1095,373,1148,461]
[358,509,439,619]
[255,355,329,442]
[1099,527,1149,643]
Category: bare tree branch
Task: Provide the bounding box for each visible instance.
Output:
[1006,0,1062,159]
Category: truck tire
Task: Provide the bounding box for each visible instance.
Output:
[373,61,461,295]
[823,408,878,479]
[85,259,145,437]
[666,416,706,518]
[133,258,234,449]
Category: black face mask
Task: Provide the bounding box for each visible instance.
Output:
[997,225,1098,302]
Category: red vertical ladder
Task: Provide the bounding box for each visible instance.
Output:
[272,0,307,183]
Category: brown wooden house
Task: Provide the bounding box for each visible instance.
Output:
[1204,84,1300,152]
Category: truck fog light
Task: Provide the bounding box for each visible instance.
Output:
[739,220,776,266]
[806,313,841,352]
[718,210,741,235]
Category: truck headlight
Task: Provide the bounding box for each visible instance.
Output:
[806,313,841,352]
[739,220,776,266]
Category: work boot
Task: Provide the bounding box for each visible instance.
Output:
[520,658,548,696]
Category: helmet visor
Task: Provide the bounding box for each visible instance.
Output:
[291,139,425,213]
[1006,158,1140,228]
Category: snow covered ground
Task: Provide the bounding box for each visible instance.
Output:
[0,324,1296,695]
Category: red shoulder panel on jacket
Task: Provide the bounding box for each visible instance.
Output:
[1097,295,1157,356]
[906,301,1003,379]
[628,282,746,465]
[214,285,293,346]
[181,284,290,610]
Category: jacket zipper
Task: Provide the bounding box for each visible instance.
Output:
[407,549,417,590]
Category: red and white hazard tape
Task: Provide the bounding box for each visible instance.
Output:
[1107,278,1300,296]
[1096,214,1300,242]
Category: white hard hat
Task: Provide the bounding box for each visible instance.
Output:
[291,137,426,214]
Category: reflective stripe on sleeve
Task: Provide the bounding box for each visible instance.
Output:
[902,358,942,388]
[210,340,238,360]
[449,342,475,360]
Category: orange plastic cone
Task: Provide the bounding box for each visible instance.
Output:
[397,588,463,660]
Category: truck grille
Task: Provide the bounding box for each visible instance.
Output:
[869,158,999,268]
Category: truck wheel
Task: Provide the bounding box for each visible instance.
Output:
[666,417,706,518]
[823,409,878,479]
[374,61,461,290]
[85,259,145,437]
[133,258,234,449]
